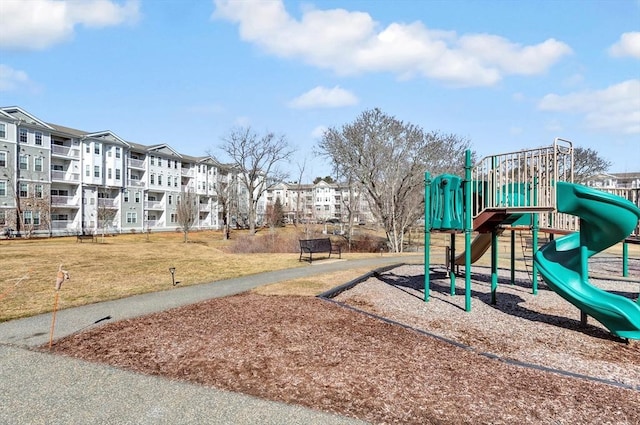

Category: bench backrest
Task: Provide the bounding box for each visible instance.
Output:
[299,238,332,252]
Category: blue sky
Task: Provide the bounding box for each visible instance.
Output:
[1,0,638,181]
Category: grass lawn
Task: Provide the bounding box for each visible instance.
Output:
[1,227,637,322]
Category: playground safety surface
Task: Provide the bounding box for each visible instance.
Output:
[47,259,640,424]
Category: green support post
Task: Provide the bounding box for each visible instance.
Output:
[531,176,539,295]
[623,242,629,278]
[424,172,431,302]
[491,228,498,305]
[464,150,472,312]
[450,233,456,296]
[510,230,516,285]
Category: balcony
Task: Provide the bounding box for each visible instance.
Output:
[51,145,80,158]
[181,169,194,177]
[51,170,81,182]
[129,179,145,187]
[129,158,145,169]
[51,196,80,207]
[51,220,75,230]
[145,201,164,210]
[98,198,117,208]
[199,203,210,211]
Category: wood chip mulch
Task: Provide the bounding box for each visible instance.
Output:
[49,283,640,425]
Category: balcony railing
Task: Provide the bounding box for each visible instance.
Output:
[51,145,80,158]
[51,196,79,206]
[199,203,210,211]
[98,198,117,208]
[51,220,74,230]
[129,158,145,169]
[51,170,81,182]
[129,179,145,187]
[181,169,194,177]
[145,201,164,210]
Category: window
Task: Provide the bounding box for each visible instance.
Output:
[150,174,155,185]
[19,182,28,197]
[168,195,173,205]
[167,160,171,169]
[107,148,112,157]
[150,156,155,166]
[174,179,178,188]
[170,213,177,223]
[135,192,140,203]
[167,176,172,187]
[158,175,162,186]
[86,145,90,153]
[108,168,112,179]
[124,190,129,202]
[23,210,32,225]
[94,144,100,155]
[19,128,27,143]
[34,157,43,172]
[0,151,6,167]
[35,132,42,145]
[0,123,6,139]
[94,166,100,178]
[115,147,121,158]
[0,181,5,196]
[19,155,28,170]
[126,212,137,224]
[35,184,43,198]
[0,210,5,226]
[85,165,90,177]
[33,211,40,225]
[174,160,178,169]
[115,169,121,180]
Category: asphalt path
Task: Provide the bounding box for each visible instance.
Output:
[0,255,422,425]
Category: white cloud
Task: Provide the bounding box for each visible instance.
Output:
[311,125,327,139]
[213,0,572,87]
[538,80,640,135]
[608,32,640,59]
[288,86,358,109]
[0,64,32,91]
[0,0,140,50]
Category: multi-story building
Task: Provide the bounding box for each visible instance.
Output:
[0,106,243,237]
[266,179,374,225]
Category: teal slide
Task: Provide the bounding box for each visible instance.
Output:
[534,182,640,340]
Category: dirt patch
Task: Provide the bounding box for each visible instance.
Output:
[49,291,640,424]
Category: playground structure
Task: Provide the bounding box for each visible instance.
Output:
[424,139,640,340]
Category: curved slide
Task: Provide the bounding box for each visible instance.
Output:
[534,182,640,339]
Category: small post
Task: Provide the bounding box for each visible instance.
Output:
[622,242,629,278]
[464,150,472,312]
[510,230,516,285]
[49,265,69,349]
[169,267,177,286]
[491,228,498,305]
[449,233,456,296]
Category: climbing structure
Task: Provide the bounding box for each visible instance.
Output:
[424,139,640,340]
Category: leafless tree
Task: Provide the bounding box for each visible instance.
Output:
[317,108,472,252]
[176,189,198,242]
[219,127,294,235]
[573,147,611,183]
[213,166,237,239]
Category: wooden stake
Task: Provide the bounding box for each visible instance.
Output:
[49,290,60,349]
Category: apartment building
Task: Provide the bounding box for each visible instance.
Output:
[266,179,374,225]
[0,106,241,237]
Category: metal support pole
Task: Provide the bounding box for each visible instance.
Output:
[450,233,456,296]
[510,230,515,285]
[424,172,431,302]
[491,229,498,305]
[622,242,629,278]
[464,150,472,312]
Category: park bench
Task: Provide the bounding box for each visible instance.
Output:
[299,238,341,262]
[76,234,95,243]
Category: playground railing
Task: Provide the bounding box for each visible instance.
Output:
[471,138,573,218]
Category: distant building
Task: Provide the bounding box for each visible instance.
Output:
[265,179,375,225]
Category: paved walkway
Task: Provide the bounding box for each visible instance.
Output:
[0,255,421,424]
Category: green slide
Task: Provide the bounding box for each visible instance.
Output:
[534,182,640,339]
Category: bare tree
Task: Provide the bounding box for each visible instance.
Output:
[317,108,472,252]
[219,127,294,235]
[213,166,237,239]
[573,147,611,183]
[176,189,198,242]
